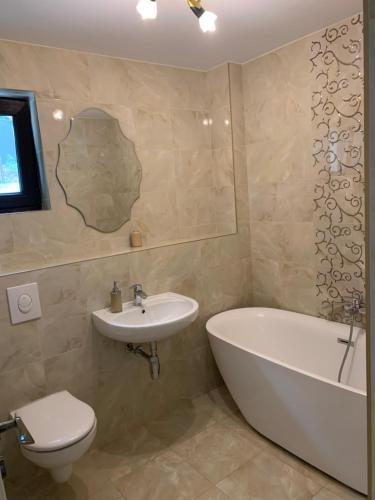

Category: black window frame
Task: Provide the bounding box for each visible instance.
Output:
[0,89,50,213]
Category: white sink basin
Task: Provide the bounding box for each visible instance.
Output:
[92,292,199,343]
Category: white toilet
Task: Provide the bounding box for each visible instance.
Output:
[13,391,97,483]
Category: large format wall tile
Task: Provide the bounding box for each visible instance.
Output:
[0,60,250,486]
[243,14,364,320]
[311,15,365,322]
[0,42,237,274]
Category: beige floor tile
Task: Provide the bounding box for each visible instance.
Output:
[216,451,322,500]
[312,489,345,500]
[15,478,124,500]
[114,450,212,500]
[191,386,239,422]
[221,412,276,450]
[172,421,261,483]
[323,478,366,499]
[266,445,330,488]
[89,483,124,500]
[194,486,230,500]
[93,426,167,482]
[5,485,28,500]
[7,472,89,500]
[222,412,330,488]
[69,448,113,496]
[5,388,365,500]
[146,398,217,446]
[69,427,166,496]
[312,487,366,500]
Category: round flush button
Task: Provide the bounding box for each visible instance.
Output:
[18,294,33,314]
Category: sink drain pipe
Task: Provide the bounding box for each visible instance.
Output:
[127,341,160,380]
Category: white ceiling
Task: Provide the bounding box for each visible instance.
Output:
[0,0,363,70]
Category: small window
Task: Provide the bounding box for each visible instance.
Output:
[0,90,50,213]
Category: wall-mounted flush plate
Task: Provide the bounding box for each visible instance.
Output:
[6,283,42,325]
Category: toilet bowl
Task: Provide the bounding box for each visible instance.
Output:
[13,391,97,483]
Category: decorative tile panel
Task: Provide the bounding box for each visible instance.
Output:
[311,15,365,322]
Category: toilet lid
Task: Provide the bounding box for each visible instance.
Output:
[14,391,96,452]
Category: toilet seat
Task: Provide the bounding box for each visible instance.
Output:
[13,391,96,453]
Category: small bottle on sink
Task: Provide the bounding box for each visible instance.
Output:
[110,281,123,313]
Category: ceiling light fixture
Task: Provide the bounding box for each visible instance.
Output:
[136,0,217,33]
[188,0,218,33]
[136,0,158,20]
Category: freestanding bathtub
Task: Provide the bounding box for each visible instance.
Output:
[206,308,367,494]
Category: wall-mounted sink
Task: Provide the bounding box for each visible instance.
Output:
[92,292,199,344]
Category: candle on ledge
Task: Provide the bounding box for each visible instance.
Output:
[130,230,142,248]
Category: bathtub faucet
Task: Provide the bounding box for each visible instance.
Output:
[342,296,365,316]
[338,296,365,384]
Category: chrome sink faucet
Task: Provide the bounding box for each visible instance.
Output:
[130,284,147,307]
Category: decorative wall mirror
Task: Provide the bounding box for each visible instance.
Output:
[57,108,142,233]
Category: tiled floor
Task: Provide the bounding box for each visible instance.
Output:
[5,386,366,500]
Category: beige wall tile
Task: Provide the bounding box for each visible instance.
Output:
[137,149,176,193]
[0,41,90,100]
[44,344,95,400]
[210,107,232,149]
[167,67,210,111]
[171,110,211,150]
[310,16,365,322]
[279,264,317,316]
[0,41,236,275]
[134,108,173,150]
[0,362,46,419]
[0,217,13,255]
[207,64,230,110]
[132,188,180,245]
[212,148,235,188]
[175,149,213,189]
[87,55,165,108]
[252,258,281,299]
[176,187,216,227]
[243,16,364,318]
[0,318,42,374]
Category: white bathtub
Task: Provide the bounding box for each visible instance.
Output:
[206,307,367,494]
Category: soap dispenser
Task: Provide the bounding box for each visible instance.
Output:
[110,281,122,313]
